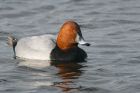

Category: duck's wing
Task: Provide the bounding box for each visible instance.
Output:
[15,34,56,60]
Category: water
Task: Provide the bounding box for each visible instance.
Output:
[0,0,140,93]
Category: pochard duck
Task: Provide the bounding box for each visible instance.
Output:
[8,21,90,61]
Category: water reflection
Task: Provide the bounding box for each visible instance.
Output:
[17,59,51,69]
[17,59,85,92]
[52,62,84,92]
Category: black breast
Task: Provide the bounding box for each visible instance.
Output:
[50,46,87,62]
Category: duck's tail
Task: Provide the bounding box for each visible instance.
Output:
[7,35,18,58]
[7,35,17,47]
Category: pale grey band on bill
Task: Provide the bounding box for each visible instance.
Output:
[76,30,90,46]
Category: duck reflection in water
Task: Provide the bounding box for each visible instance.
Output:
[17,59,85,92]
[51,61,85,92]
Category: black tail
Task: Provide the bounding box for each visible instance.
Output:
[7,35,18,59]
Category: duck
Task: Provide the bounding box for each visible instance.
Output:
[7,20,90,62]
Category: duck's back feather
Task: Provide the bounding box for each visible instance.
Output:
[15,35,56,60]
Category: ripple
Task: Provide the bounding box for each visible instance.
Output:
[107,31,124,36]
[133,56,140,59]
[102,19,140,25]
[80,87,112,93]
[118,12,140,15]
[33,5,55,12]
[0,79,7,83]
[95,44,127,48]
[121,0,131,2]
[99,51,121,55]
[86,11,101,15]
[0,11,37,19]
[0,31,9,35]
[129,28,140,33]
[69,0,86,3]
[0,7,14,11]
[127,59,140,64]
[114,20,140,24]
[80,24,97,29]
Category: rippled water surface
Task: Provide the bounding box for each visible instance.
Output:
[1,0,140,93]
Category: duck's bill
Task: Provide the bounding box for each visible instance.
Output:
[78,39,90,46]
[76,31,90,46]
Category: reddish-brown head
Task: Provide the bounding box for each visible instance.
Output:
[57,20,90,51]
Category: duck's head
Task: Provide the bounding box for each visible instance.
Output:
[57,20,90,51]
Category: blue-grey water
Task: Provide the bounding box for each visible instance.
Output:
[0,0,140,93]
